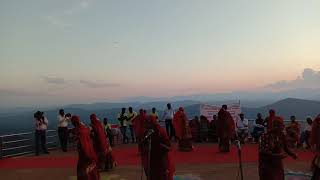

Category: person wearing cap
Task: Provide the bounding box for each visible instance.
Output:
[34,111,49,156]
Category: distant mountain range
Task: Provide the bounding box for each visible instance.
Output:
[0,98,320,135]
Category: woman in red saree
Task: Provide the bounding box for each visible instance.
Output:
[216,105,235,152]
[311,114,320,180]
[132,109,147,154]
[286,115,300,148]
[71,115,100,180]
[259,117,297,180]
[173,107,193,152]
[132,109,147,142]
[141,116,175,180]
[90,114,116,171]
[265,109,284,131]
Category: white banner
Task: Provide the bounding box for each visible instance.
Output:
[200,102,241,121]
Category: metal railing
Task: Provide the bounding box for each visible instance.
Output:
[0,129,58,159]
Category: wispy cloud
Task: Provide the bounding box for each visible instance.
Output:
[42,76,66,85]
[266,68,320,90]
[45,16,72,28]
[80,80,120,88]
[0,89,48,97]
[46,0,93,28]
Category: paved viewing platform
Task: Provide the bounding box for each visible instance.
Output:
[0,143,314,180]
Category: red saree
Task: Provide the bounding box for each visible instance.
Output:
[173,107,193,152]
[286,121,300,148]
[311,115,320,180]
[217,108,235,152]
[71,116,100,180]
[265,110,284,131]
[141,116,175,180]
[259,118,297,180]
[132,109,147,141]
[90,114,116,171]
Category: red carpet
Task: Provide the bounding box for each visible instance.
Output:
[0,144,314,169]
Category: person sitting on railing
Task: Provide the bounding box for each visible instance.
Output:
[298,117,312,149]
[34,111,49,156]
[251,113,265,143]
[236,113,249,144]
[71,115,100,180]
[57,109,69,152]
[286,115,301,148]
[90,114,117,171]
[310,114,320,180]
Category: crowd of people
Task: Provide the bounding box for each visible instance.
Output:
[32,103,320,180]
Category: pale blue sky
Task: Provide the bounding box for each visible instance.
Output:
[0,0,320,107]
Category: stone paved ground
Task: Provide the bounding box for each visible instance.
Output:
[0,161,312,180]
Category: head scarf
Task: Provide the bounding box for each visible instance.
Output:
[71,115,98,162]
[90,114,110,153]
[132,109,147,139]
[173,107,189,139]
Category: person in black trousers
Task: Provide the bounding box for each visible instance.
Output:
[118,108,129,144]
[162,103,176,141]
[57,109,70,152]
[34,111,49,156]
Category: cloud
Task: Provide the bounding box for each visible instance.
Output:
[266,68,320,90]
[46,0,93,28]
[42,76,66,85]
[0,89,48,97]
[80,80,120,88]
[45,15,72,28]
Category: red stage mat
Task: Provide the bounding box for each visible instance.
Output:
[0,144,314,169]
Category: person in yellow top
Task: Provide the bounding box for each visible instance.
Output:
[118,108,129,144]
[103,118,113,147]
[127,107,137,143]
[150,107,159,120]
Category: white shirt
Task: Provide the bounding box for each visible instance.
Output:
[304,124,312,132]
[58,115,69,127]
[35,117,48,130]
[162,108,175,120]
[236,118,249,130]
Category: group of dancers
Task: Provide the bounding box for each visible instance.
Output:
[47,104,320,180]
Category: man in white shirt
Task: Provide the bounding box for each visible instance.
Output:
[236,113,249,144]
[162,103,175,140]
[34,111,49,156]
[57,109,69,152]
[298,117,313,149]
[127,107,137,143]
[118,108,129,144]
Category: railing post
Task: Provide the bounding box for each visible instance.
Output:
[0,136,3,159]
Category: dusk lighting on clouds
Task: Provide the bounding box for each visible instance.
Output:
[0,0,320,107]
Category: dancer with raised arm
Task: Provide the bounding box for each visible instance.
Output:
[141,116,175,180]
[259,117,297,180]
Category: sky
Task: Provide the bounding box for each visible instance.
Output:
[0,0,320,108]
